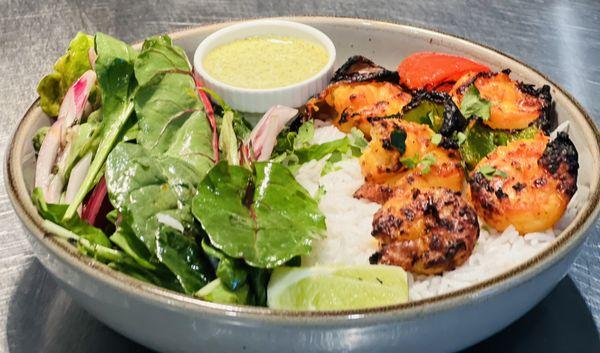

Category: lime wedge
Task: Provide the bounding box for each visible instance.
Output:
[267,265,408,311]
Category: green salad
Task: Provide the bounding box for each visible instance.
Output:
[31,32,400,308]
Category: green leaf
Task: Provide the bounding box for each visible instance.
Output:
[400,153,436,174]
[105,142,211,293]
[419,154,436,174]
[60,121,101,179]
[32,188,110,247]
[477,165,508,180]
[349,127,369,151]
[294,137,351,164]
[196,278,251,305]
[431,133,442,146]
[201,239,248,291]
[454,131,467,146]
[64,33,138,219]
[37,32,94,117]
[219,111,240,165]
[460,85,491,120]
[192,161,326,268]
[294,120,315,149]
[32,126,49,156]
[110,225,155,270]
[390,129,407,155]
[133,35,191,86]
[133,37,214,176]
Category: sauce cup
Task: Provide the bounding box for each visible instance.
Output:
[193,19,336,113]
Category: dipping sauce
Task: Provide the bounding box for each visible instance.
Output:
[203,35,329,89]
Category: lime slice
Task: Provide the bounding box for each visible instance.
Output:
[267,265,408,311]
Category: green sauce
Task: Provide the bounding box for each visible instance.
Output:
[203,35,329,89]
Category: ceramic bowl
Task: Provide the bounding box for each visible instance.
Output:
[193,19,336,113]
[5,17,600,353]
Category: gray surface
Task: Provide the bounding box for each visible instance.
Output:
[0,0,598,352]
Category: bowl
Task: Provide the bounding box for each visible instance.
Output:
[193,19,336,113]
[6,17,600,353]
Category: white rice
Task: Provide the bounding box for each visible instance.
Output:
[293,125,589,301]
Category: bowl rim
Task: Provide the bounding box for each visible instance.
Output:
[193,19,337,93]
[5,15,600,323]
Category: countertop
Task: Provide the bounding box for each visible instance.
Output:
[0,0,598,352]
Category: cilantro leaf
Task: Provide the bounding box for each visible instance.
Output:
[460,85,491,120]
[390,129,407,155]
[478,165,508,180]
[400,153,437,174]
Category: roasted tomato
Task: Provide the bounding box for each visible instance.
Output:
[304,81,411,139]
[468,132,578,234]
[370,188,479,275]
[398,52,490,91]
[355,120,464,203]
[451,70,555,133]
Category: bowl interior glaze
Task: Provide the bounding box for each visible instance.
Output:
[6,17,600,320]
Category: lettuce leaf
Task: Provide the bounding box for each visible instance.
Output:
[37,32,94,117]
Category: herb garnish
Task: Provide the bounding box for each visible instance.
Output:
[460,84,491,120]
[478,165,508,180]
[390,129,407,155]
[400,153,437,174]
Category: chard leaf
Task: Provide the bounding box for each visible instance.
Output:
[133,35,190,86]
[37,32,94,117]
[105,142,211,293]
[192,161,326,268]
[196,279,251,305]
[201,239,248,291]
[64,33,138,219]
[133,37,214,176]
[32,188,110,247]
[219,111,240,165]
[460,85,491,120]
[110,225,155,270]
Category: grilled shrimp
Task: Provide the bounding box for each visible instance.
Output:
[355,120,464,203]
[370,188,479,275]
[304,81,411,138]
[451,70,554,132]
[468,131,578,234]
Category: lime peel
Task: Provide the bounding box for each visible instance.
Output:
[267,265,409,311]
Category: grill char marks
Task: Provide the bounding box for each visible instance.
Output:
[538,131,579,197]
[370,188,479,275]
[330,55,399,84]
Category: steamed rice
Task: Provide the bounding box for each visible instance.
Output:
[294,125,588,301]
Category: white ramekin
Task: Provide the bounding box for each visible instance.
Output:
[193,19,336,113]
